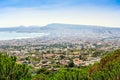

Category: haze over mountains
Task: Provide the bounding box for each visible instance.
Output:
[0,23,120,40]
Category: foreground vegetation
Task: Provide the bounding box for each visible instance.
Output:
[0,53,31,80]
[0,49,120,80]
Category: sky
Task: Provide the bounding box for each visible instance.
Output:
[0,0,120,27]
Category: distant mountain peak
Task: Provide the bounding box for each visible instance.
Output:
[0,23,120,39]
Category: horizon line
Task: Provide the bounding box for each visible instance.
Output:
[0,23,120,28]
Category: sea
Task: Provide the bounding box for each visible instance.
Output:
[0,32,48,40]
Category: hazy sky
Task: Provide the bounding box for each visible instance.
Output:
[0,0,120,27]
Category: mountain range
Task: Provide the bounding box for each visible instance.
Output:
[0,23,120,39]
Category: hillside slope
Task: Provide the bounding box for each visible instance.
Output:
[89,49,120,80]
[32,49,120,80]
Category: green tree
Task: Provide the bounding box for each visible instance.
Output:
[0,52,31,80]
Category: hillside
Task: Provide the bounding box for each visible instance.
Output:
[89,49,120,80]
[0,49,120,80]
[32,49,120,80]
